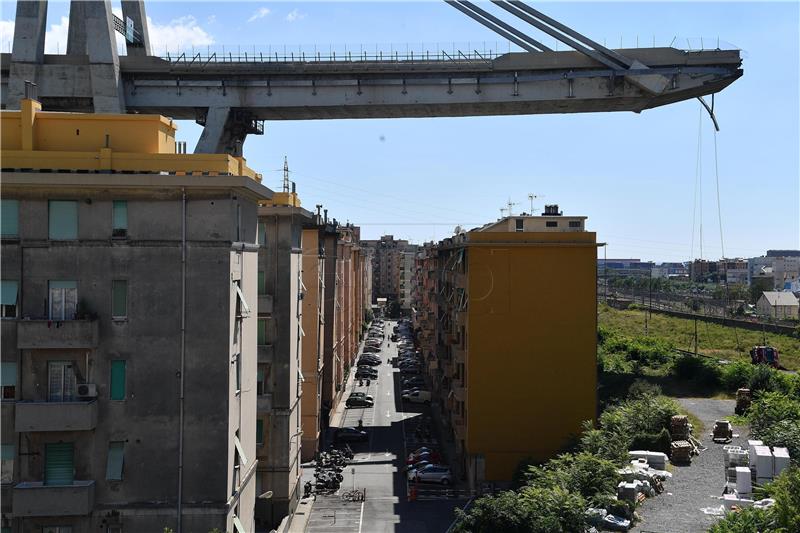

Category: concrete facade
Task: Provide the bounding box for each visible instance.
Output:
[0,104,270,533]
[412,212,598,487]
[362,235,418,305]
[255,200,310,529]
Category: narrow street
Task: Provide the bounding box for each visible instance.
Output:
[303,320,468,533]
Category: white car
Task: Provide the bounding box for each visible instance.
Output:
[402,390,431,404]
[410,464,452,485]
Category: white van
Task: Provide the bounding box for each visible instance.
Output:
[403,390,432,404]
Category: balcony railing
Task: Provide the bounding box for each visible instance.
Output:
[13,480,95,516]
[15,400,98,432]
[17,320,99,349]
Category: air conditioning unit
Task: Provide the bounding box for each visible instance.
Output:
[77,383,98,398]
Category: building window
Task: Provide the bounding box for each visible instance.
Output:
[257,364,270,395]
[257,319,267,345]
[233,353,241,393]
[45,442,74,486]
[569,220,581,228]
[258,271,266,295]
[256,419,264,446]
[545,221,558,228]
[110,360,126,401]
[112,200,128,237]
[1,362,16,400]
[112,280,127,319]
[515,218,524,232]
[49,280,77,320]
[258,222,266,246]
[48,200,78,240]
[1,199,19,238]
[1,443,13,483]
[1,280,18,318]
[48,361,76,402]
[106,441,124,480]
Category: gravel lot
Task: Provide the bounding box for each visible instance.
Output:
[630,398,750,533]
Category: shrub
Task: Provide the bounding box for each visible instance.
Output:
[749,392,800,461]
[603,335,673,367]
[452,488,588,533]
[522,452,620,506]
[768,467,800,531]
[749,364,781,394]
[719,361,754,392]
[671,355,720,387]
[629,428,672,455]
[708,506,773,533]
[627,379,662,398]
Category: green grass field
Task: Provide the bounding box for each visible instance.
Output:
[598,305,800,371]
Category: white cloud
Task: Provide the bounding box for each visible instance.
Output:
[285,9,306,23]
[0,19,14,53]
[0,13,213,57]
[247,7,271,23]
[147,16,215,55]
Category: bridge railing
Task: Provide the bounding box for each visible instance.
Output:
[161,41,512,65]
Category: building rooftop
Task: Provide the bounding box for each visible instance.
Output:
[1,99,262,181]
[761,291,800,306]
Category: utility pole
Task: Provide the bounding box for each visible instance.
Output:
[282,156,290,193]
[694,315,698,356]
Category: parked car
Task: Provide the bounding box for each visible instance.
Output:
[405,460,430,473]
[409,464,451,485]
[406,451,432,465]
[334,427,368,443]
[402,377,426,388]
[355,367,378,379]
[363,346,381,354]
[403,390,431,404]
[357,358,381,367]
[400,366,420,375]
[346,394,374,408]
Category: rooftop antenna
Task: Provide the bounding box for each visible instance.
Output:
[506,197,518,217]
[527,193,544,214]
[282,156,290,193]
[500,207,508,218]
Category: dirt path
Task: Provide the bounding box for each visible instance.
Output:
[630,398,749,533]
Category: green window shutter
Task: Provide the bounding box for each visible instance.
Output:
[1,362,17,387]
[45,442,74,486]
[110,360,126,400]
[257,319,266,345]
[48,201,78,240]
[256,419,264,445]
[1,199,19,237]
[258,222,266,246]
[258,271,266,295]
[112,201,127,230]
[0,280,18,306]
[106,441,124,480]
[112,280,127,318]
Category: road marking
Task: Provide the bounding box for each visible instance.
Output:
[358,501,365,533]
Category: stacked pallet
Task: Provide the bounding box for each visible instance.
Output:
[670,415,690,441]
[671,440,693,464]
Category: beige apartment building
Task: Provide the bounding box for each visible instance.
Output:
[363,235,417,305]
[0,101,268,532]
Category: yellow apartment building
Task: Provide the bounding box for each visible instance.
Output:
[416,206,598,486]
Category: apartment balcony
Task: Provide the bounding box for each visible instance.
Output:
[257,393,273,412]
[453,415,467,440]
[17,319,99,349]
[13,480,95,517]
[15,400,98,432]
[258,294,273,315]
[453,385,466,402]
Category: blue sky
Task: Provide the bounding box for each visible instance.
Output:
[1,1,798,261]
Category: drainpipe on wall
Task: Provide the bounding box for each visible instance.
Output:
[177,188,187,532]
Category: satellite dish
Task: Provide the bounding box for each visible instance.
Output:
[454,225,463,235]
[258,491,274,499]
